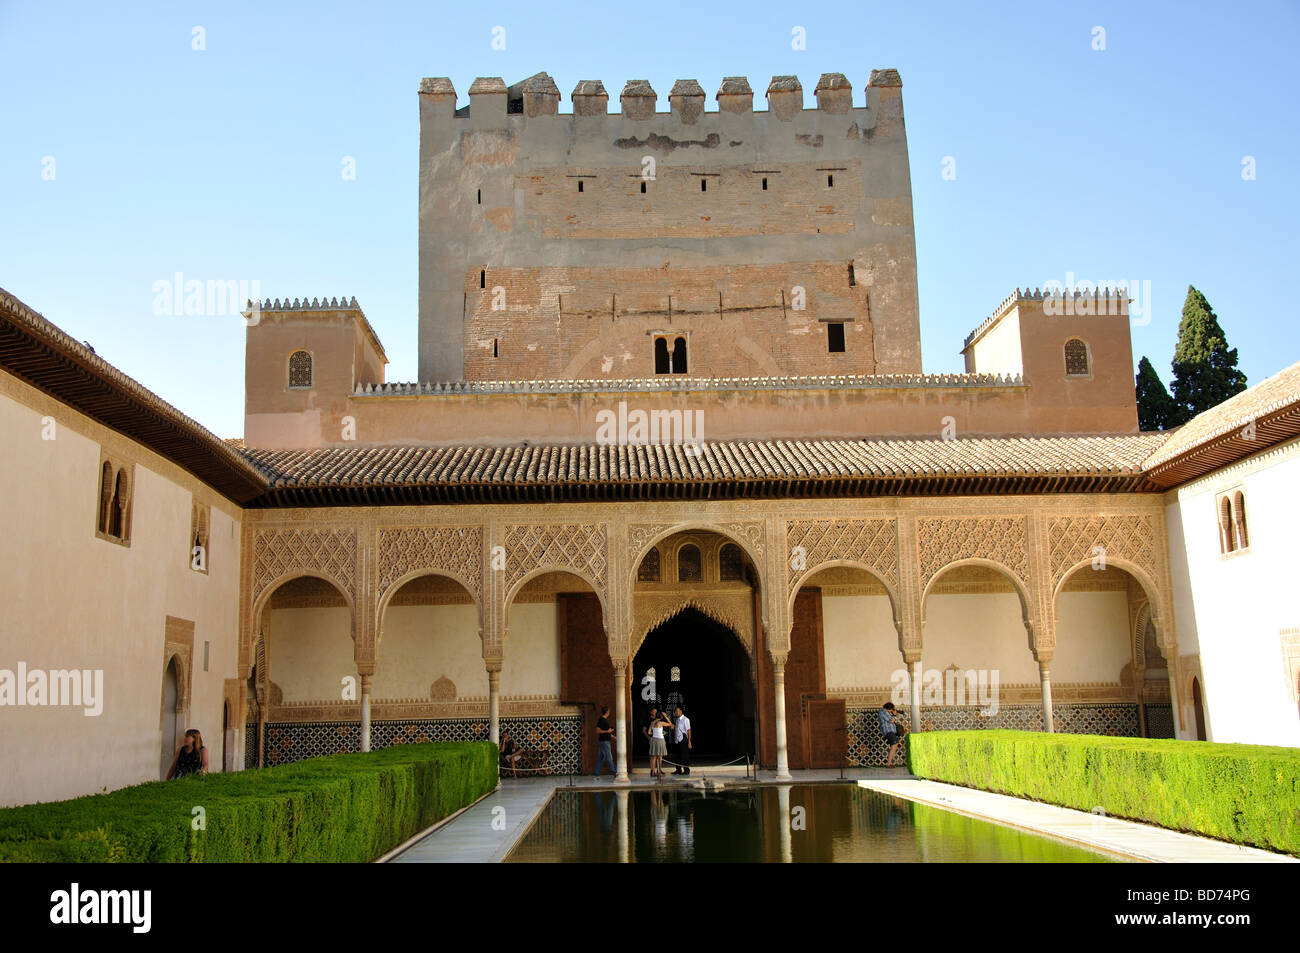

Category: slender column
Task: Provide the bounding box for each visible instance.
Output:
[614,661,629,781]
[1038,661,1054,733]
[255,685,266,769]
[616,788,630,863]
[359,674,372,752]
[772,654,792,780]
[910,659,923,732]
[777,784,793,863]
[486,664,501,744]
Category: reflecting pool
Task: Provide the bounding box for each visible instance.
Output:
[505,784,1122,863]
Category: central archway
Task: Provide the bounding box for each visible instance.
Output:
[630,608,755,764]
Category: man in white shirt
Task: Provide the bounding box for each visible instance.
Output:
[672,705,692,776]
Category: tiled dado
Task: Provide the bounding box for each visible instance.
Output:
[844,703,1144,767]
[250,715,584,771]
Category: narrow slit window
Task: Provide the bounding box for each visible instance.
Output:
[578,180,584,193]
[492,338,498,358]
[848,263,856,286]
[701,179,707,192]
[640,181,646,194]
[479,270,486,289]
[828,322,846,353]
[827,174,834,187]
[477,188,481,204]
[762,177,768,190]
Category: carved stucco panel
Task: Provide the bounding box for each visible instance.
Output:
[786,518,899,602]
[376,525,484,603]
[917,516,1029,593]
[252,527,357,606]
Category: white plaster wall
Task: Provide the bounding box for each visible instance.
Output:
[502,602,561,697]
[969,311,1023,376]
[822,595,899,688]
[1167,440,1300,746]
[1053,590,1130,683]
[374,604,483,699]
[266,606,354,702]
[0,381,242,807]
[921,592,1039,683]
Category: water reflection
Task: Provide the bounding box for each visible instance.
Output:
[506,784,1122,863]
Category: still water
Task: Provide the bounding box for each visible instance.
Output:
[506,784,1121,863]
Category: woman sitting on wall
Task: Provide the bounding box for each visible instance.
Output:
[166,729,209,780]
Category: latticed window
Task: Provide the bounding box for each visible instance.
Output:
[1218,495,1236,554]
[1232,491,1249,551]
[719,543,744,581]
[637,547,661,582]
[677,544,702,582]
[670,666,681,682]
[190,502,210,573]
[288,350,313,388]
[1064,339,1090,376]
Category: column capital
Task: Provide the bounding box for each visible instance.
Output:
[484,659,502,675]
[356,663,375,679]
[610,656,629,671]
[358,672,372,691]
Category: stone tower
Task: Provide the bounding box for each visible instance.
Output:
[417,69,922,383]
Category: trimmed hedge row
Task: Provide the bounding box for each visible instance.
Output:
[906,730,1300,855]
[0,742,497,863]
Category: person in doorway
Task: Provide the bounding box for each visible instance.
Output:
[672,705,692,775]
[593,705,616,778]
[500,729,524,777]
[879,702,903,767]
[166,729,208,780]
[645,706,672,778]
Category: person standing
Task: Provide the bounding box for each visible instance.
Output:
[593,705,616,778]
[645,706,671,779]
[672,705,692,776]
[879,702,903,767]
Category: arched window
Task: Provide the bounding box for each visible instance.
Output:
[288,350,313,388]
[638,548,661,582]
[1232,491,1249,550]
[1064,339,1090,376]
[98,461,114,533]
[109,468,129,540]
[677,544,702,582]
[719,543,744,581]
[672,337,687,374]
[1218,496,1235,553]
[654,337,670,374]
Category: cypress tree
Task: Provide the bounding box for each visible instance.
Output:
[1135,356,1175,430]
[1167,285,1247,425]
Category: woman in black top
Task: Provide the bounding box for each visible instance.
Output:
[167,729,209,779]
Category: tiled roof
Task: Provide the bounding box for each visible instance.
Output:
[0,287,269,503]
[241,434,1167,505]
[1144,360,1300,471]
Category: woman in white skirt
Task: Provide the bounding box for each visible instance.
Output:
[648,709,673,779]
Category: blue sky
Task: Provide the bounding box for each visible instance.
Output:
[2,0,1297,438]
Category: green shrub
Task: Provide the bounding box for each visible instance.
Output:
[0,742,497,863]
[906,730,1300,855]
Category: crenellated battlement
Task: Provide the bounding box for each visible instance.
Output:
[418,70,902,123]
[965,288,1134,349]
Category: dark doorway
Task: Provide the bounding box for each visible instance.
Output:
[630,608,754,764]
[1192,677,1207,741]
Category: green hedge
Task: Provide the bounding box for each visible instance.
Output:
[0,742,497,863]
[907,730,1300,855]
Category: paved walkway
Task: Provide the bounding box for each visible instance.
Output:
[859,778,1298,863]
[390,777,560,863]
